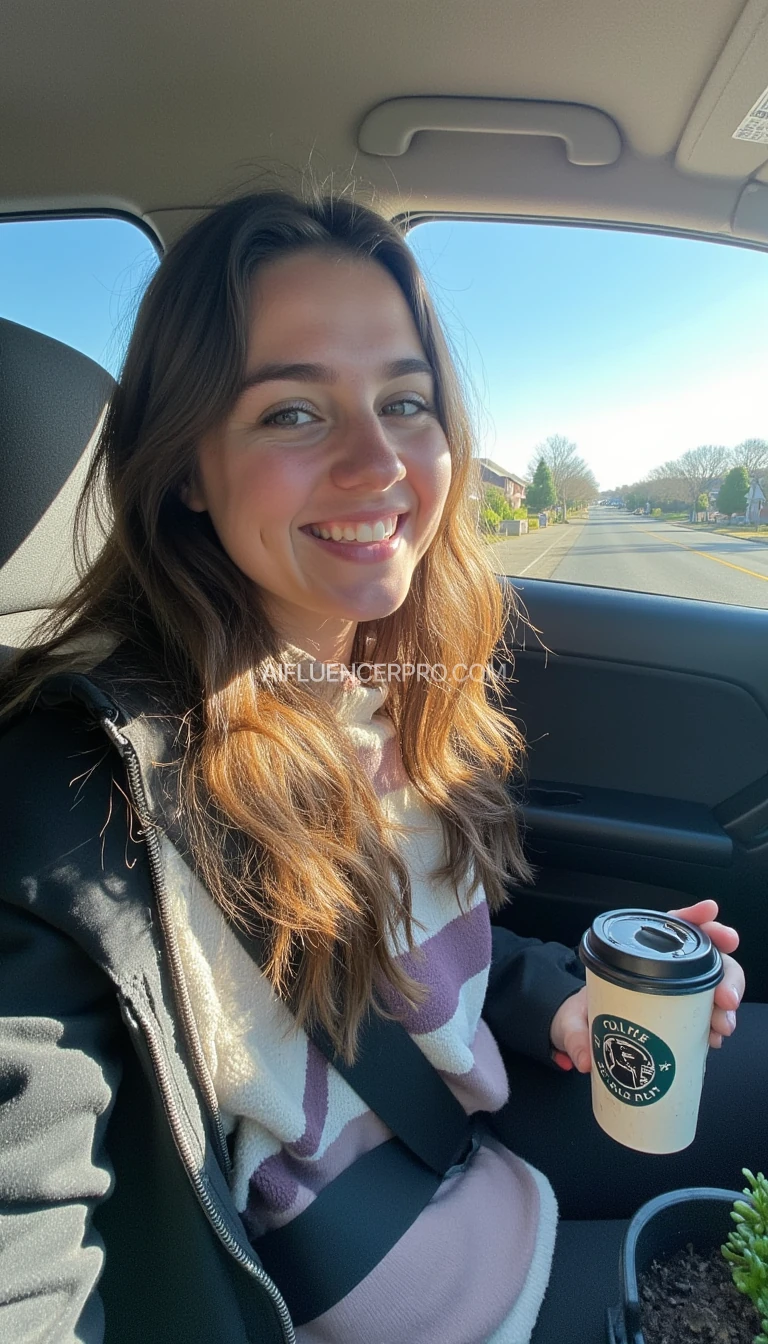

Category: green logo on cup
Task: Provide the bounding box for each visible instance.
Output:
[592,1015,676,1107]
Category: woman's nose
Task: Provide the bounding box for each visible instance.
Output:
[328,412,407,491]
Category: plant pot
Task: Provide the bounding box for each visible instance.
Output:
[606,1187,744,1344]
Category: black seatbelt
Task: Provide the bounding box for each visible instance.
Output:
[232,930,488,1326]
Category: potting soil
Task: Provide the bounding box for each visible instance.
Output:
[638,1243,763,1343]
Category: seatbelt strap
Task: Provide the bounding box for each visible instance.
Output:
[232,930,488,1326]
[254,1124,484,1325]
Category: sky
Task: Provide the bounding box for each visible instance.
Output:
[2,215,767,491]
[409,220,768,490]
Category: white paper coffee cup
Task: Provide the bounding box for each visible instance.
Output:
[579,910,723,1154]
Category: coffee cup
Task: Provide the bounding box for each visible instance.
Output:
[579,909,723,1154]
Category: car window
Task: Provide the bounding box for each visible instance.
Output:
[0,215,159,377]
[408,220,768,611]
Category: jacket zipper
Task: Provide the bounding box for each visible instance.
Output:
[100,712,295,1344]
[100,714,233,1177]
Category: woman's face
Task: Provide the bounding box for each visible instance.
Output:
[185,250,452,662]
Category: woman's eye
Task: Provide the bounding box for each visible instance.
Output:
[261,405,317,428]
[381,397,432,417]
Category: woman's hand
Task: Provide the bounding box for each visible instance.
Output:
[549,900,746,1073]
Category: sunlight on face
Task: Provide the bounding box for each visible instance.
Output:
[186,251,452,660]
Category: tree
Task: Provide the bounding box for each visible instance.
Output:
[717,466,750,517]
[528,434,598,517]
[650,445,729,518]
[525,458,556,513]
[731,439,768,483]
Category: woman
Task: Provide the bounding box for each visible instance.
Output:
[0,191,750,1344]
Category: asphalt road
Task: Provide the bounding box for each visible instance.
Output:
[489,508,768,609]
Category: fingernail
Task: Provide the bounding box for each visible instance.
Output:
[728,986,741,1006]
[577,1052,590,1071]
[726,1011,737,1031]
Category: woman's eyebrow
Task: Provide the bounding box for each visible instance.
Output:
[238,356,433,395]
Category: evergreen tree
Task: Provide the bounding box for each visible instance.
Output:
[717,465,750,516]
[526,458,556,513]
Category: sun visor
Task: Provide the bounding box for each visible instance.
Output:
[676,0,768,179]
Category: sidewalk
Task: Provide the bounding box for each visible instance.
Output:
[486,520,586,580]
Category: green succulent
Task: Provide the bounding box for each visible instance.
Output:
[721,1169,768,1344]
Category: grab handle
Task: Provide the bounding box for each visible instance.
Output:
[358,97,622,166]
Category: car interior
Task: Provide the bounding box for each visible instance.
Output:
[2,0,767,1292]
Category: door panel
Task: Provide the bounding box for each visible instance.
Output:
[494,577,768,1001]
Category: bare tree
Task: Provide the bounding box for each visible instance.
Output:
[528,434,597,515]
[650,445,729,517]
[731,439,768,482]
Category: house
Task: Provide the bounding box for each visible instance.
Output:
[477,459,528,510]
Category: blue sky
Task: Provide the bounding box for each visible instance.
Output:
[409,220,768,489]
[0,217,159,375]
[2,214,766,489]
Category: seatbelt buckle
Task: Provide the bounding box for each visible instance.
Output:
[443,1116,485,1180]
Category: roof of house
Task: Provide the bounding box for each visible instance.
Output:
[477,458,529,488]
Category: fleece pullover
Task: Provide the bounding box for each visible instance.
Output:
[165,654,559,1344]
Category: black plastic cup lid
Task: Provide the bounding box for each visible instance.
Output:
[579,908,723,996]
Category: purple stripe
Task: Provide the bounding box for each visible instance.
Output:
[241,1041,329,1235]
[242,1108,392,1236]
[377,901,491,1035]
[292,1041,329,1158]
[244,1150,299,1229]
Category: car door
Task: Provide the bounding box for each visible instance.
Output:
[406,216,768,1005]
[499,574,768,1003]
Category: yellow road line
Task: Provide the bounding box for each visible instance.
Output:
[644,529,768,583]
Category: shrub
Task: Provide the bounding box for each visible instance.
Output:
[480,507,500,534]
[482,485,513,521]
[527,517,539,530]
[651,508,662,517]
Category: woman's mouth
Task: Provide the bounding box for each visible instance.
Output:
[300,512,408,561]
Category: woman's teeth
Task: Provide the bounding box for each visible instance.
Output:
[309,516,399,543]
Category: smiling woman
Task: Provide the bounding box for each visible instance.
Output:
[0,188,758,1344]
[0,189,574,1344]
[182,250,452,656]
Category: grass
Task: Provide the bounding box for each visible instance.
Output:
[714,528,768,544]
[672,520,768,544]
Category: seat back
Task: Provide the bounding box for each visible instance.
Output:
[0,318,115,659]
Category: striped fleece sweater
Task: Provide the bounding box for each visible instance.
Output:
[165,653,559,1343]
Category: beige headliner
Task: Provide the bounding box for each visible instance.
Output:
[3,0,768,247]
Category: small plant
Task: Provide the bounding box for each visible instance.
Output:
[721,1169,768,1344]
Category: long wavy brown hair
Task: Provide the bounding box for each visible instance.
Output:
[2,189,531,1061]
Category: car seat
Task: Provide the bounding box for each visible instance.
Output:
[0,318,115,661]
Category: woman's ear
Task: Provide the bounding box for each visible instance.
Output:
[180,472,208,513]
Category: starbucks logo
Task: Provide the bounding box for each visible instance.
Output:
[592,1015,676,1107]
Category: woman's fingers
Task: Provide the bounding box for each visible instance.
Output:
[667,902,745,1044]
[713,952,745,1012]
[667,901,740,951]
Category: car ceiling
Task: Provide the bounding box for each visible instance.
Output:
[3,0,768,247]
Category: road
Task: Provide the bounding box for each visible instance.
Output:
[489,508,768,608]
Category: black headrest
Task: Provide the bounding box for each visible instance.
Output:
[0,318,115,644]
